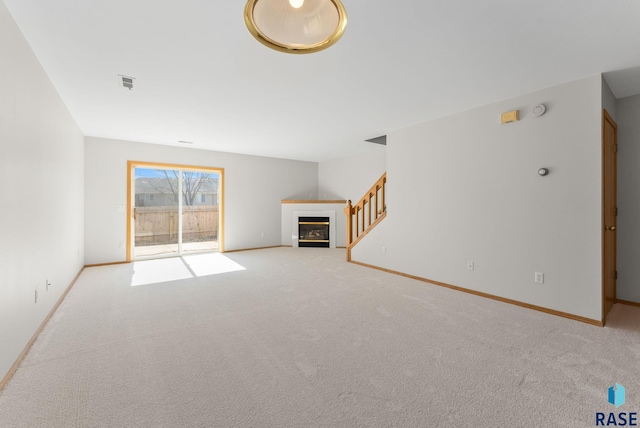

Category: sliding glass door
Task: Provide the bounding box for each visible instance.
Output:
[180,170,219,254]
[128,162,223,260]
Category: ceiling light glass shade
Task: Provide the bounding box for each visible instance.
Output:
[244,0,347,54]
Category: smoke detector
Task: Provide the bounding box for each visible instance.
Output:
[118,74,135,90]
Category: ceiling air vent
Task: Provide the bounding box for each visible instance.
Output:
[365,135,387,145]
[118,75,135,90]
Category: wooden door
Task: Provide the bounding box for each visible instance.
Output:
[602,109,617,322]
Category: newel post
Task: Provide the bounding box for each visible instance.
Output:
[345,200,353,261]
[344,200,353,247]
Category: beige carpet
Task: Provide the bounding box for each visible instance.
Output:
[0,247,639,427]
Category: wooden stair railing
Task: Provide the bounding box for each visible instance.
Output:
[344,173,387,261]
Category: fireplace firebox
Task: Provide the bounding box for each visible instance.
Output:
[298,217,330,248]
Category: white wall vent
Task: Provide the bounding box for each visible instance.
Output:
[365,135,387,145]
[118,75,135,90]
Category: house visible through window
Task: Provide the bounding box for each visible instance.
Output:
[149,194,154,201]
[201,194,206,203]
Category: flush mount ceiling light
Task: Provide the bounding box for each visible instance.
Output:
[244,0,347,54]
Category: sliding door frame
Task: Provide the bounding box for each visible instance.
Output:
[126,161,225,261]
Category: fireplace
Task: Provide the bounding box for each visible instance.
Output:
[298,217,330,248]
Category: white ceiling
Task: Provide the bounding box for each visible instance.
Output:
[4,0,640,162]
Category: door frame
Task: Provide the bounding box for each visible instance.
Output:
[602,109,617,323]
[126,161,225,261]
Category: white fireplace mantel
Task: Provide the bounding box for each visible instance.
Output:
[281,200,347,248]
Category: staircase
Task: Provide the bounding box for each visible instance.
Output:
[344,173,387,261]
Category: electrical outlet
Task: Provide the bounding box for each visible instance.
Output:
[119,242,125,249]
[35,290,38,303]
[381,246,387,255]
[535,272,544,284]
[261,232,265,238]
[467,261,474,271]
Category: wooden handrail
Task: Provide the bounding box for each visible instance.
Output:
[344,173,387,261]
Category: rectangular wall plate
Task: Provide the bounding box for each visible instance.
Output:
[501,110,520,124]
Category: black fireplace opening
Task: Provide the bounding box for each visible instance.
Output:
[298,217,330,248]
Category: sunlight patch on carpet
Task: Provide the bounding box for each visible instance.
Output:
[131,253,245,286]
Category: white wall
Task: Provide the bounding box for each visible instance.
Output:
[352,76,604,321]
[84,137,318,264]
[318,147,386,202]
[602,76,617,120]
[0,2,84,381]
[616,94,640,304]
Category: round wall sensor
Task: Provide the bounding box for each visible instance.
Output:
[538,168,549,176]
[532,104,546,117]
